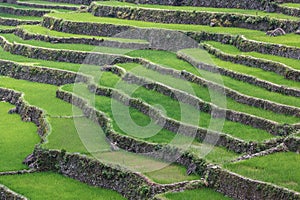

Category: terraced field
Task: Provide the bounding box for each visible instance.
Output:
[0,0,299,199]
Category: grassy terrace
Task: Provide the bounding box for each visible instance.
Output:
[280,3,300,8]
[19,25,149,44]
[202,41,300,71]
[0,33,133,54]
[95,1,300,20]
[160,188,232,200]
[226,152,300,192]
[45,12,300,48]
[126,50,300,111]
[0,32,298,124]
[97,69,275,142]
[117,63,300,125]
[1,31,299,111]
[0,102,39,172]
[18,0,81,7]
[0,2,72,12]
[0,76,203,184]
[62,83,239,163]
[0,12,41,20]
[0,31,299,124]
[181,47,300,89]
[0,172,126,200]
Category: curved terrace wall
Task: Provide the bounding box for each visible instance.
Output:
[116,0,276,10]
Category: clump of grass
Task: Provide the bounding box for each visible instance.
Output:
[0,172,126,200]
[225,152,300,192]
[0,102,39,172]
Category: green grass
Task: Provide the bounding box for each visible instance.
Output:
[203,41,300,71]
[181,47,300,89]
[0,25,16,29]
[0,12,41,20]
[0,46,86,72]
[161,188,232,200]
[19,0,80,7]
[62,83,239,163]
[0,172,126,200]
[0,33,133,55]
[96,1,299,20]
[144,165,199,184]
[0,77,200,183]
[225,152,300,192]
[99,71,275,142]
[43,117,109,154]
[19,25,149,44]
[46,12,300,48]
[0,76,75,116]
[280,3,300,8]
[126,49,300,110]
[0,102,39,172]
[117,62,300,125]
[0,2,71,12]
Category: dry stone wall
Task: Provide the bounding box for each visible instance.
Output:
[116,0,276,10]
[89,3,300,33]
[0,184,27,200]
[14,28,150,50]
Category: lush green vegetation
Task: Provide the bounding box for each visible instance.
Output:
[0,33,133,54]
[0,12,41,20]
[126,50,300,110]
[97,70,275,142]
[1,1,300,198]
[46,12,300,48]
[225,152,300,192]
[62,83,239,162]
[0,2,72,12]
[181,47,300,89]
[117,62,300,125]
[0,77,200,184]
[0,102,39,172]
[19,0,80,7]
[161,188,232,200]
[0,172,126,200]
[203,41,300,71]
[280,3,300,8]
[96,1,300,20]
[20,25,149,43]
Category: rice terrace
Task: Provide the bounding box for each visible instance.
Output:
[0,0,300,199]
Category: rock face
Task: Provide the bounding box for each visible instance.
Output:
[266,28,286,36]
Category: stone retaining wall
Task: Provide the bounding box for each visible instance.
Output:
[116,0,275,10]
[135,58,300,120]
[207,166,300,200]
[14,28,150,50]
[277,5,300,17]
[34,148,205,199]
[0,59,89,85]
[89,3,299,33]
[0,184,27,200]
[0,87,48,137]
[58,86,268,154]
[121,71,286,135]
[0,6,50,17]
[200,43,300,82]
[45,0,92,5]
[284,137,300,152]
[178,50,300,97]
[16,1,79,11]
[0,17,39,26]
[42,15,300,60]
[0,35,135,65]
